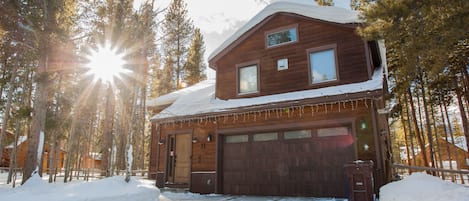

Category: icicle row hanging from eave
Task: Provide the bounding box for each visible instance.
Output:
[157,97,378,127]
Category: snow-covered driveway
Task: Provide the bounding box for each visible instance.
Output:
[159,191,347,201]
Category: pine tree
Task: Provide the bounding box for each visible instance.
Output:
[184,28,206,86]
[359,0,469,169]
[350,0,373,10]
[315,0,334,6]
[162,0,193,89]
[157,55,176,96]
[6,0,78,183]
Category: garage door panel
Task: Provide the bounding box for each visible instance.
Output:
[223,130,354,197]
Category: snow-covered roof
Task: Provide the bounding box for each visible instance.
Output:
[89,152,103,160]
[5,136,27,149]
[151,67,383,121]
[208,0,360,62]
[147,80,216,108]
[448,136,467,152]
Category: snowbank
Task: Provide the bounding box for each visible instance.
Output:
[0,175,160,201]
[380,173,469,201]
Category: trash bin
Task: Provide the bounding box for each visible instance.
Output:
[344,160,374,201]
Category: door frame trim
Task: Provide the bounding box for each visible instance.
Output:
[164,129,193,187]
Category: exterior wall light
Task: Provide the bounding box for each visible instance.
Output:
[360,118,367,130]
[192,137,199,143]
[207,134,213,142]
[363,144,370,151]
[158,139,165,145]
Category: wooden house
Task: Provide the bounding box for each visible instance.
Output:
[0,129,15,167]
[148,1,391,197]
[81,152,102,169]
[411,137,469,170]
[1,136,66,171]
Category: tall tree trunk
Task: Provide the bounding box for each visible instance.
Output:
[430,101,443,177]
[404,97,417,166]
[64,119,78,183]
[400,101,412,171]
[444,96,465,183]
[455,85,469,160]
[7,119,21,184]
[0,66,18,165]
[49,75,62,183]
[407,88,429,167]
[48,132,57,183]
[176,35,181,89]
[23,60,49,183]
[125,88,138,182]
[101,86,115,176]
[461,67,469,107]
[419,73,436,170]
[439,98,453,172]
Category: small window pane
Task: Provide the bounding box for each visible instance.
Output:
[239,65,258,94]
[277,58,288,71]
[267,28,297,47]
[310,49,337,83]
[253,132,278,142]
[225,135,249,143]
[317,127,349,137]
[284,130,311,140]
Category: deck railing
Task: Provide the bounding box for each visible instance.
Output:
[1,168,150,187]
[393,164,469,185]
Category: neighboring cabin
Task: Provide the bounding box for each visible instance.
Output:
[148,1,391,197]
[408,137,469,170]
[1,136,66,171]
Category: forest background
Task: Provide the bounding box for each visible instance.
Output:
[0,0,467,185]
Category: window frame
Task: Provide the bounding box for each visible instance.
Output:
[236,60,260,96]
[307,44,340,86]
[265,24,299,49]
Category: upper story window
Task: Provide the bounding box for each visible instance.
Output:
[238,62,259,94]
[266,25,298,48]
[308,44,339,84]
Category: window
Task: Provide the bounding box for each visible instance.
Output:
[266,27,297,48]
[277,58,288,71]
[284,130,311,140]
[225,135,249,143]
[238,64,258,94]
[317,127,350,137]
[308,45,338,84]
[253,132,278,142]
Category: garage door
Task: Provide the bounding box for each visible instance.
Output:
[222,126,355,197]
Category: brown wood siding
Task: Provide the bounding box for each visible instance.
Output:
[213,13,368,100]
[148,100,385,195]
[2,142,65,171]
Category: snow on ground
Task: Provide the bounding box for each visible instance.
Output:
[159,191,346,201]
[2,172,469,201]
[0,173,159,201]
[380,172,469,201]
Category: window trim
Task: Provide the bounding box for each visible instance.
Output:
[316,126,351,138]
[236,60,260,96]
[307,44,340,86]
[265,24,299,49]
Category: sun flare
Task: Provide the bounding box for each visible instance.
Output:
[86,44,128,83]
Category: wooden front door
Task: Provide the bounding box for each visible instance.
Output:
[167,134,191,184]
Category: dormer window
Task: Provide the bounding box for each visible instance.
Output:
[237,61,259,95]
[266,25,298,48]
